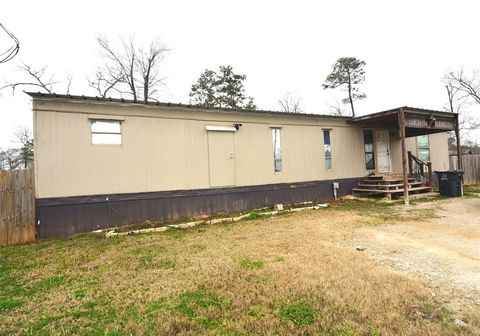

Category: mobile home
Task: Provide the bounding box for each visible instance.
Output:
[29,93,458,238]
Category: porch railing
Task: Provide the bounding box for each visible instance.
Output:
[407,151,433,186]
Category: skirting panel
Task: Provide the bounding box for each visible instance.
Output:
[35,177,362,239]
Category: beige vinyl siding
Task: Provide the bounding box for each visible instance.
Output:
[33,101,366,198]
[389,131,402,174]
[363,130,449,175]
[428,133,449,171]
[35,110,212,197]
[405,133,450,171]
[330,127,365,178]
[33,99,450,198]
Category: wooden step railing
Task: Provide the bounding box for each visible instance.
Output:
[407,151,432,186]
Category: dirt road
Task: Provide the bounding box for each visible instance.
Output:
[348,197,480,309]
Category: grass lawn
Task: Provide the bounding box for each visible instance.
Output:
[1,199,478,335]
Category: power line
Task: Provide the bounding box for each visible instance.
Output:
[0,23,20,63]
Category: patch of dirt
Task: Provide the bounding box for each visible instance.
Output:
[347,197,480,310]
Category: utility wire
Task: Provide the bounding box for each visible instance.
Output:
[0,23,20,63]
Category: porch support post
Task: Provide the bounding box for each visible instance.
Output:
[455,113,462,170]
[399,108,409,205]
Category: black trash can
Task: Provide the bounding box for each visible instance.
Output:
[435,170,464,197]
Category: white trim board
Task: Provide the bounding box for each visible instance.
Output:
[205,125,237,132]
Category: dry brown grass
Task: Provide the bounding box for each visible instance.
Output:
[1,202,479,335]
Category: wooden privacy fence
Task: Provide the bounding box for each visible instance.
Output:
[449,154,480,185]
[0,169,35,246]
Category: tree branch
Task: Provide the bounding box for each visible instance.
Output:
[1,63,58,94]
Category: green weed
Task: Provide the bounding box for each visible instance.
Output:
[248,212,263,219]
[158,259,176,269]
[409,195,449,204]
[191,243,207,252]
[33,275,66,292]
[176,289,227,318]
[247,304,268,317]
[28,315,63,332]
[81,300,97,309]
[240,258,264,270]
[279,300,317,326]
[335,323,356,336]
[74,289,86,299]
[0,299,24,311]
[146,299,170,316]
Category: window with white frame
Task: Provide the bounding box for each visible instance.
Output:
[91,120,122,145]
[272,128,282,172]
[417,135,430,161]
[323,129,332,169]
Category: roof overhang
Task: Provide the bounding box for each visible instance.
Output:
[349,106,457,137]
[25,91,351,121]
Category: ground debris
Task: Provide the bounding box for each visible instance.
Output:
[103,202,329,238]
[314,203,329,209]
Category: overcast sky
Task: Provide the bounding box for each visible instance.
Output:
[1,0,479,148]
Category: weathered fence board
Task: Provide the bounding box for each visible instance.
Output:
[449,154,480,185]
[0,172,6,246]
[0,169,35,246]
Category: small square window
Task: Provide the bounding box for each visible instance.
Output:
[91,120,122,145]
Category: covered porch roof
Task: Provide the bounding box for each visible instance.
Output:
[349,106,457,137]
[350,106,461,205]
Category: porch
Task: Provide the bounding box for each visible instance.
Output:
[352,174,431,200]
[349,106,461,204]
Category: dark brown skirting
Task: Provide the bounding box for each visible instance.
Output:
[35,177,362,239]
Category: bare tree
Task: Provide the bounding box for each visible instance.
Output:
[89,36,169,102]
[445,68,480,105]
[88,69,123,98]
[278,92,302,113]
[443,74,480,145]
[136,40,168,102]
[0,148,20,170]
[1,63,55,94]
[95,37,137,100]
[1,63,72,95]
[66,73,73,95]
[326,100,347,116]
[445,80,458,114]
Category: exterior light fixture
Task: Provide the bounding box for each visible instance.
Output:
[426,115,436,128]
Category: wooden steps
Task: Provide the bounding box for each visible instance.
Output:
[356,181,423,189]
[352,186,432,194]
[360,177,416,184]
[352,175,432,200]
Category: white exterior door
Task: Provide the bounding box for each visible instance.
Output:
[207,131,236,187]
[375,130,391,174]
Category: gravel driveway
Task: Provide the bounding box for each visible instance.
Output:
[349,197,480,309]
